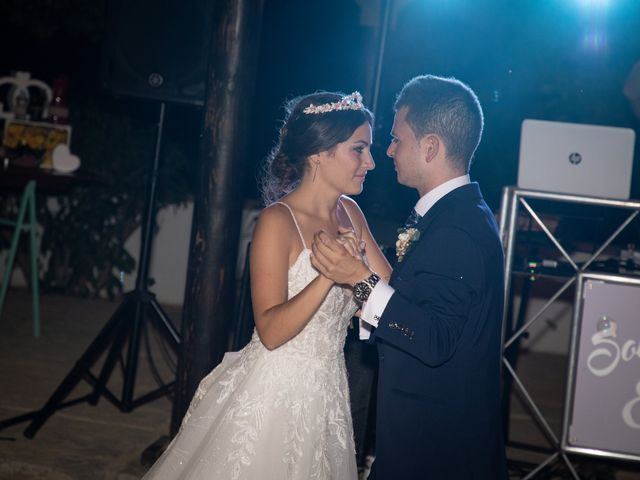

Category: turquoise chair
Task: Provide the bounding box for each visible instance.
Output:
[0,180,40,337]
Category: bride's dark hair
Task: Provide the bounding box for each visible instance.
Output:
[260,91,373,205]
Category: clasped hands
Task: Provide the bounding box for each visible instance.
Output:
[310,227,372,286]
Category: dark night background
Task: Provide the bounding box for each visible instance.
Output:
[2,0,640,275]
[2,3,640,475]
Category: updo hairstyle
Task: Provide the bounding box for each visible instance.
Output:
[261,92,373,205]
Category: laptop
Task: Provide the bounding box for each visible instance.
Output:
[517,119,636,200]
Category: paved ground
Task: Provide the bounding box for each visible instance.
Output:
[0,290,176,480]
[1,289,639,479]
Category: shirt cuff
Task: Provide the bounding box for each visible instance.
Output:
[359,280,395,339]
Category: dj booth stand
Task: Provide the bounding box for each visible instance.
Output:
[498,186,640,479]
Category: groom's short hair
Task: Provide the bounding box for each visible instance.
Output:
[395,74,484,172]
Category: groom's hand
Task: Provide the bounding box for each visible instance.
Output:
[311,230,371,286]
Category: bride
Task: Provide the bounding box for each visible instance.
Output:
[142,91,391,480]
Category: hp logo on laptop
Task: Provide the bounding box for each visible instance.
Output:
[568,152,582,165]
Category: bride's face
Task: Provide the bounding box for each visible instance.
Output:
[316,122,375,196]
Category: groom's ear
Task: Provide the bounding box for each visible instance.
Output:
[421,134,440,163]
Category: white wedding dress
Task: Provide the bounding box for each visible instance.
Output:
[143,204,359,480]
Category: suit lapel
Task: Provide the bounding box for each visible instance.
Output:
[390,209,435,281]
[390,183,483,282]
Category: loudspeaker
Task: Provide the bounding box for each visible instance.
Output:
[101,0,213,106]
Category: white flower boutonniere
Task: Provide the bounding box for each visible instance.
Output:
[395,227,420,262]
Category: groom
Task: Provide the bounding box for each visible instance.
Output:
[311,75,507,479]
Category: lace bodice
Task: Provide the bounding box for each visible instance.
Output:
[244,248,357,361]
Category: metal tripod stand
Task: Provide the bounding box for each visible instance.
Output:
[0,102,180,438]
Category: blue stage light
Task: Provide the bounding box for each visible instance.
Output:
[575,0,611,9]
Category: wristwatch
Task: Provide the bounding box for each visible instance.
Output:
[353,273,381,304]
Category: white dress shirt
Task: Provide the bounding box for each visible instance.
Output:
[359,174,471,339]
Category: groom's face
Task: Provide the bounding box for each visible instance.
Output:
[387,107,422,189]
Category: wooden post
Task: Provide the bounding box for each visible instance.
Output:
[170,0,264,434]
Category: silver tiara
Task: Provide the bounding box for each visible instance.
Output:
[303,91,364,115]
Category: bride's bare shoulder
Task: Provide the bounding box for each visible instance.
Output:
[252,203,297,252]
[256,203,296,233]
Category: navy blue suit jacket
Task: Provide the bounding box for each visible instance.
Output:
[369,183,507,479]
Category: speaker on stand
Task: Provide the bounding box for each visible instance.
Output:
[101,0,213,107]
[0,0,213,437]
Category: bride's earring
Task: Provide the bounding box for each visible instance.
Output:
[312,161,320,182]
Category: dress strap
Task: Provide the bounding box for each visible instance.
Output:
[338,198,359,239]
[273,201,308,250]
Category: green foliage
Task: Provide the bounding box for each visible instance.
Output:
[36,97,194,298]
[0,97,194,299]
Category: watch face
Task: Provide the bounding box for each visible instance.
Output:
[353,282,370,302]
